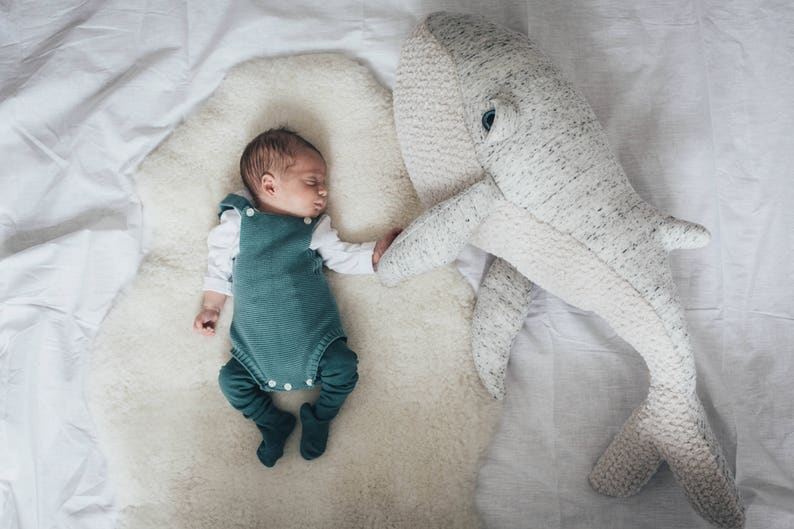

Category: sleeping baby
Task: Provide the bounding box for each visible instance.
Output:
[193,127,401,467]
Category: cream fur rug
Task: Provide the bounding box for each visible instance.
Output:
[89,54,499,528]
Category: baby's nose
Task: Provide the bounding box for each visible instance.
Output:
[318,187,327,197]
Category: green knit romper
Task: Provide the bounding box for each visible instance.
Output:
[220,193,346,392]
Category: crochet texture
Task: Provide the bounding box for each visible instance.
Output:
[378,12,744,529]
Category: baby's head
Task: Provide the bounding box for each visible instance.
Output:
[240,127,328,218]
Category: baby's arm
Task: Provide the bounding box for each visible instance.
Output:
[194,291,227,336]
[193,208,240,336]
[311,215,402,273]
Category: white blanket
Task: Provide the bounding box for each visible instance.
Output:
[1,2,792,529]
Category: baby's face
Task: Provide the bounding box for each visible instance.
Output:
[260,146,328,218]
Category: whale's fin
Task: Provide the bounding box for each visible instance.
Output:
[659,216,711,251]
[377,178,501,286]
[471,258,536,399]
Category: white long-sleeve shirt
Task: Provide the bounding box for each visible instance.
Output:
[204,192,376,296]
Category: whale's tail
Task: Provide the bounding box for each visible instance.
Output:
[590,392,745,529]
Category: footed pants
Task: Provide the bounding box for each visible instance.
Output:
[218,338,359,426]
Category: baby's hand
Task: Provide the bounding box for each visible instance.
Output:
[372,227,403,271]
[193,307,221,336]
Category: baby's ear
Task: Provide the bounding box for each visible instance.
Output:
[260,172,277,196]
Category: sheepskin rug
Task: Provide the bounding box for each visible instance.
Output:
[88,54,499,528]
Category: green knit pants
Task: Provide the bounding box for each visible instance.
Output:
[218,338,358,464]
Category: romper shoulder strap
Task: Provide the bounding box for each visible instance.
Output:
[218,193,253,218]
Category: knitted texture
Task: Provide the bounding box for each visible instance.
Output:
[389,20,537,400]
[221,193,345,392]
[470,257,535,400]
[378,12,744,528]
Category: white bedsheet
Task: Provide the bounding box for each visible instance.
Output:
[1,1,791,528]
[461,2,794,528]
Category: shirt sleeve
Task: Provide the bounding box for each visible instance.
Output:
[203,208,241,296]
[310,215,376,275]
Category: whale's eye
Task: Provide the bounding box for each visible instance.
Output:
[482,109,495,131]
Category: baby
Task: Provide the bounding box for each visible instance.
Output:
[193,127,401,467]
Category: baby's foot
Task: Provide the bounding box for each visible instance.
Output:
[256,412,296,467]
[299,403,331,460]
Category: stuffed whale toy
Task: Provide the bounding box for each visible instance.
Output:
[377,12,744,529]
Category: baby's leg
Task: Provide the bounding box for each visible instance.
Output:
[300,339,358,460]
[218,357,296,467]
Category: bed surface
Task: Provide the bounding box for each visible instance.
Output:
[2,2,792,528]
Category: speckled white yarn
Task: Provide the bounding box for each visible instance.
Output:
[389,19,540,404]
[471,258,536,400]
[380,12,744,529]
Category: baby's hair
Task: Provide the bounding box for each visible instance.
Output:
[239,127,323,199]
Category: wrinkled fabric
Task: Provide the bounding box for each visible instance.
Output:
[464,2,794,529]
[0,3,525,528]
[1,1,792,528]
